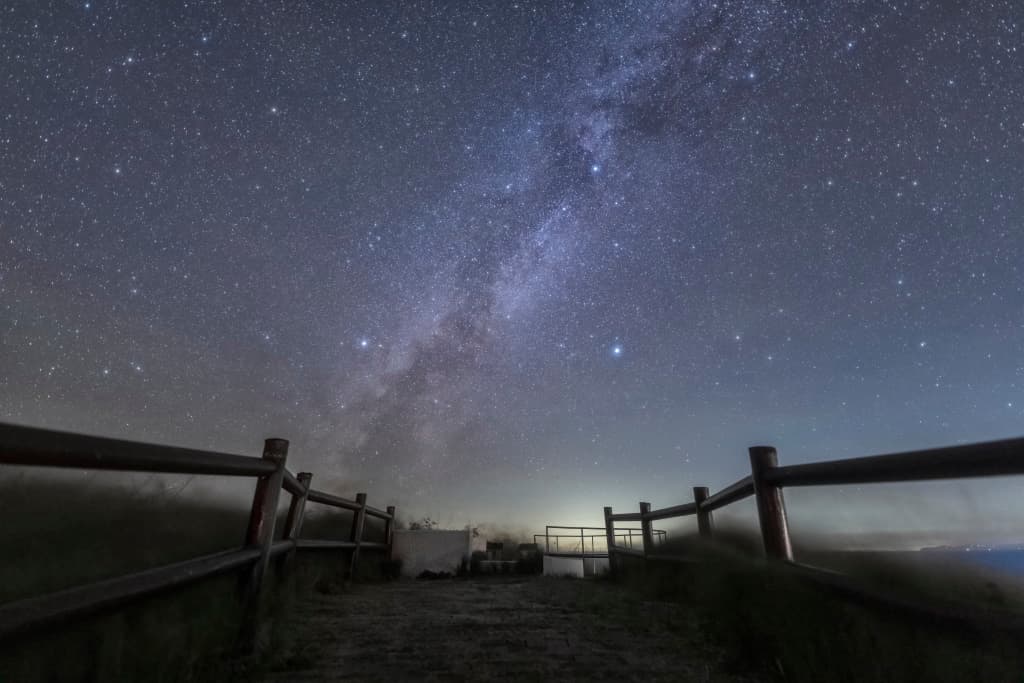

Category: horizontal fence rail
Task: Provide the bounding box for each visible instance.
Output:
[765,437,1024,487]
[535,527,663,556]
[602,435,1024,628]
[307,488,363,511]
[607,511,642,522]
[364,504,394,520]
[295,540,358,551]
[283,469,305,495]
[0,547,259,640]
[701,476,754,512]
[0,422,397,648]
[0,422,277,477]
[644,501,696,521]
[609,529,666,550]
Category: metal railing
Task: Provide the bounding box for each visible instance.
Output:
[602,437,1024,628]
[534,526,665,556]
[0,422,396,647]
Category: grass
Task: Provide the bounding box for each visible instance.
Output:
[617,529,1024,682]
[9,470,1023,681]
[0,472,389,682]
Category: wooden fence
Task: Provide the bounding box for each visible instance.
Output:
[0,422,396,648]
[604,437,1024,629]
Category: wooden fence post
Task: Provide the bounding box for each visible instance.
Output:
[749,446,793,561]
[603,506,617,578]
[693,486,714,539]
[278,472,312,574]
[347,492,368,579]
[239,438,288,651]
[384,505,396,561]
[639,502,653,556]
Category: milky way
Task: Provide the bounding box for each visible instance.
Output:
[2,1,1023,538]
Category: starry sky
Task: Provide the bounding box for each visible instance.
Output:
[2,1,1023,545]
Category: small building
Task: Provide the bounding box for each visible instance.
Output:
[517,543,539,558]
[478,540,518,573]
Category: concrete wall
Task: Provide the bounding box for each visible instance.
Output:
[543,555,584,577]
[583,557,610,576]
[393,529,471,577]
[543,556,610,577]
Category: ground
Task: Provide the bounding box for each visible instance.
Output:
[262,576,756,682]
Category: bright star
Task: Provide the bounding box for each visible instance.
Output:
[611,344,623,357]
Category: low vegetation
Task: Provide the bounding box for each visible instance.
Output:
[6,472,1023,681]
[0,473,387,682]
[617,529,1024,682]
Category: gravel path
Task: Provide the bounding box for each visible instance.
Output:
[262,576,753,682]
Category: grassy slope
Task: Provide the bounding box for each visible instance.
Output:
[0,475,388,682]
[619,531,1024,682]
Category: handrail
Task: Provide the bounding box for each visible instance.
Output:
[700,476,754,512]
[0,422,275,477]
[536,527,663,557]
[306,489,362,511]
[602,435,1024,631]
[364,504,393,520]
[295,540,358,550]
[536,534,611,539]
[608,512,642,522]
[543,551,611,558]
[283,469,305,495]
[0,421,397,647]
[0,545,261,639]
[644,501,696,521]
[765,437,1024,487]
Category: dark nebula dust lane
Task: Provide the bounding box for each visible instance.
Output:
[2,1,1023,536]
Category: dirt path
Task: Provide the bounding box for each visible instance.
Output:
[262,576,754,682]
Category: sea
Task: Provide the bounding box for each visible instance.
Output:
[922,548,1024,578]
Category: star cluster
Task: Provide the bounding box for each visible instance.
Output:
[2,1,1023,533]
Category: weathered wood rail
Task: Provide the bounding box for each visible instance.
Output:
[0,422,396,648]
[605,437,1024,630]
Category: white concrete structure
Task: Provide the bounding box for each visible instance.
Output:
[542,555,610,577]
[543,555,584,577]
[392,529,471,577]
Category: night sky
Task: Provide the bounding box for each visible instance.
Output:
[3,2,1023,544]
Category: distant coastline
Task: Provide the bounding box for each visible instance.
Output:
[919,545,1024,576]
[919,544,1024,553]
